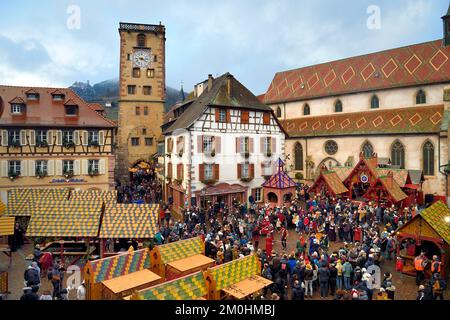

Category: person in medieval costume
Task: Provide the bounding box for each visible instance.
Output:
[265,231,274,257]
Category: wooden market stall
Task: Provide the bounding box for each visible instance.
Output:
[363,172,408,206]
[150,236,214,280]
[204,254,271,300]
[129,271,208,300]
[262,158,297,206]
[99,203,160,257]
[396,201,450,278]
[84,248,152,300]
[309,167,349,198]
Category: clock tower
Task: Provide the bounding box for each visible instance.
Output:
[117,22,166,182]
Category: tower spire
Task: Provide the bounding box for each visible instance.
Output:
[442,3,450,46]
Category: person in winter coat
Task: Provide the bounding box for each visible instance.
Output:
[336,260,344,290]
[20,287,39,301]
[318,265,330,298]
[342,260,353,290]
[432,273,446,300]
[304,264,314,298]
[24,263,40,287]
[291,280,305,300]
[329,263,338,296]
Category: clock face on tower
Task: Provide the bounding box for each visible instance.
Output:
[133,49,151,68]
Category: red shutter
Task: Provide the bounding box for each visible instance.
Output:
[241,111,249,124]
[226,110,231,123]
[237,163,242,179]
[168,163,172,178]
[271,137,276,154]
[181,164,184,180]
[198,135,203,153]
[215,136,221,154]
[249,138,254,154]
[215,109,220,122]
[263,112,270,125]
[199,164,204,181]
[250,164,254,178]
[213,164,219,180]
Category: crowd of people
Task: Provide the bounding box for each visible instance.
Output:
[117,169,162,204]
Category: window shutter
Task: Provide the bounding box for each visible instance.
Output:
[28,160,36,177]
[99,130,105,145]
[21,160,28,176]
[249,138,254,154]
[74,130,80,145]
[237,164,242,179]
[241,111,249,124]
[250,163,255,178]
[167,163,172,178]
[47,160,55,176]
[271,137,276,154]
[55,160,62,176]
[215,136,221,154]
[20,130,27,146]
[29,130,36,146]
[199,164,204,181]
[0,161,8,177]
[47,130,54,145]
[197,135,203,152]
[260,137,264,154]
[81,159,88,175]
[215,109,220,122]
[74,160,81,175]
[226,110,231,123]
[236,137,241,153]
[99,159,106,174]
[213,164,219,180]
[82,131,88,146]
[261,162,265,177]
[263,112,270,125]
[1,130,7,146]
[56,131,62,145]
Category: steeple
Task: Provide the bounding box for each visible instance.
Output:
[180,81,185,102]
[442,3,450,46]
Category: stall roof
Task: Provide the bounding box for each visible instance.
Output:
[332,166,353,181]
[88,248,151,284]
[101,269,161,294]
[70,190,117,202]
[222,275,272,299]
[310,171,348,196]
[134,271,207,300]
[6,188,70,216]
[157,236,204,265]
[0,216,14,236]
[99,204,159,239]
[0,200,5,215]
[26,200,102,237]
[378,175,408,203]
[167,254,215,273]
[419,201,450,244]
[208,254,260,291]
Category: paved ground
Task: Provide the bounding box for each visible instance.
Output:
[1,231,447,300]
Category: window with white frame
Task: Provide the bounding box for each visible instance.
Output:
[263,161,273,176]
[241,163,250,178]
[63,160,74,174]
[203,136,213,153]
[241,137,249,154]
[254,188,262,202]
[204,164,213,180]
[36,160,48,175]
[9,161,21,176]
[88,160,99,174]
[218,108,227,122]
[11,104,23,114]
[88,131,99,145]
[264,137,271,155]
[62,130,74,143]
[36,130,48,145]
[8,130,20,145]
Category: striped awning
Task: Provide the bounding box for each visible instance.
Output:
[0,216,15,236]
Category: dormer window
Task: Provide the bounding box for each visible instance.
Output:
[26,93,39,100]
[65,105,78,116]
[11,104,23,114]
[53,94,64,101]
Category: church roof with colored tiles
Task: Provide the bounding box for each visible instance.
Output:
[320,171,349,195]
[88,249,151,284]
[99,203,159,239]
[137,271,207,300]
[157,237,204,264]
[264,40,450,104]
[281,105,444,138]
[377,175,408,203]
[209,254,260,291]
[419,201,450,244]
[26,200,102,237]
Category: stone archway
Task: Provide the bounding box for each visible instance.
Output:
[315,157,341,176]
[267,192,278,203]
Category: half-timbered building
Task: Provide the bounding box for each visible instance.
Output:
[0,86,117,202]
[162,73,286,214]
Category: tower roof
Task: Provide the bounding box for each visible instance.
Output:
[262,158,297,189]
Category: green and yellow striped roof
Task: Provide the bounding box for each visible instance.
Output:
[99,203,159,239]
[6,188,70,217]
[0,216,15,236]
[137,271,207,300]
[26,200,102,237]
[209,255,260,290]
[0,200,5,216]
[420,201,450,244]
[158,237,204,264]
[70,190,117,203]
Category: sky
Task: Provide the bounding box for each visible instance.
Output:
[0,0,448,94]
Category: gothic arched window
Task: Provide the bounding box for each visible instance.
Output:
[416,89,426,104]
[294,142,303,170]
[276,106,282,118]
[370,95,379,109]
[361,141,374,158]
[334,100,343,113]
[423,140,435,176]
[303,103,310,115]
[391,140,405,169]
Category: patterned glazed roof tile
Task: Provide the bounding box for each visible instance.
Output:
[281,105,443,137]
[209,255,260,290]
[0,200,5,216]
[264,40,450,104]
[26,200,102,237]
[88,249,151,284]
[70,190,117,202]
[419,201,450,244]
[0,216,15,236]
[158,237,204,264]
[6,188,70,217]
[138,271,207,300]
[99,203,159,239]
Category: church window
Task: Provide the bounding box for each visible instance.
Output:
[334,100,343,113]
[294,142,303,170]
[361,141,374,158]
[303,103,310,115]
[416,89,426,104]
[423,140,435,176]
[370,95,379,109]
[276,106,282,118]
[391,140,405,169]
[324,140,338,155]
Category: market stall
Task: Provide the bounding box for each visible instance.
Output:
[84,248,151,300]
[262,158,297,206]
[204,254,271,300]
[309,167,349,198]
[99,203,159,257]
[0,216,14,265]
[363,172,408,206]
[129,271,208,300]
[150,236,214,280]
[396,201,450,278]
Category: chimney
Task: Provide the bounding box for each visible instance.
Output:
[208,74,213,92]
[227,76,232,97]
